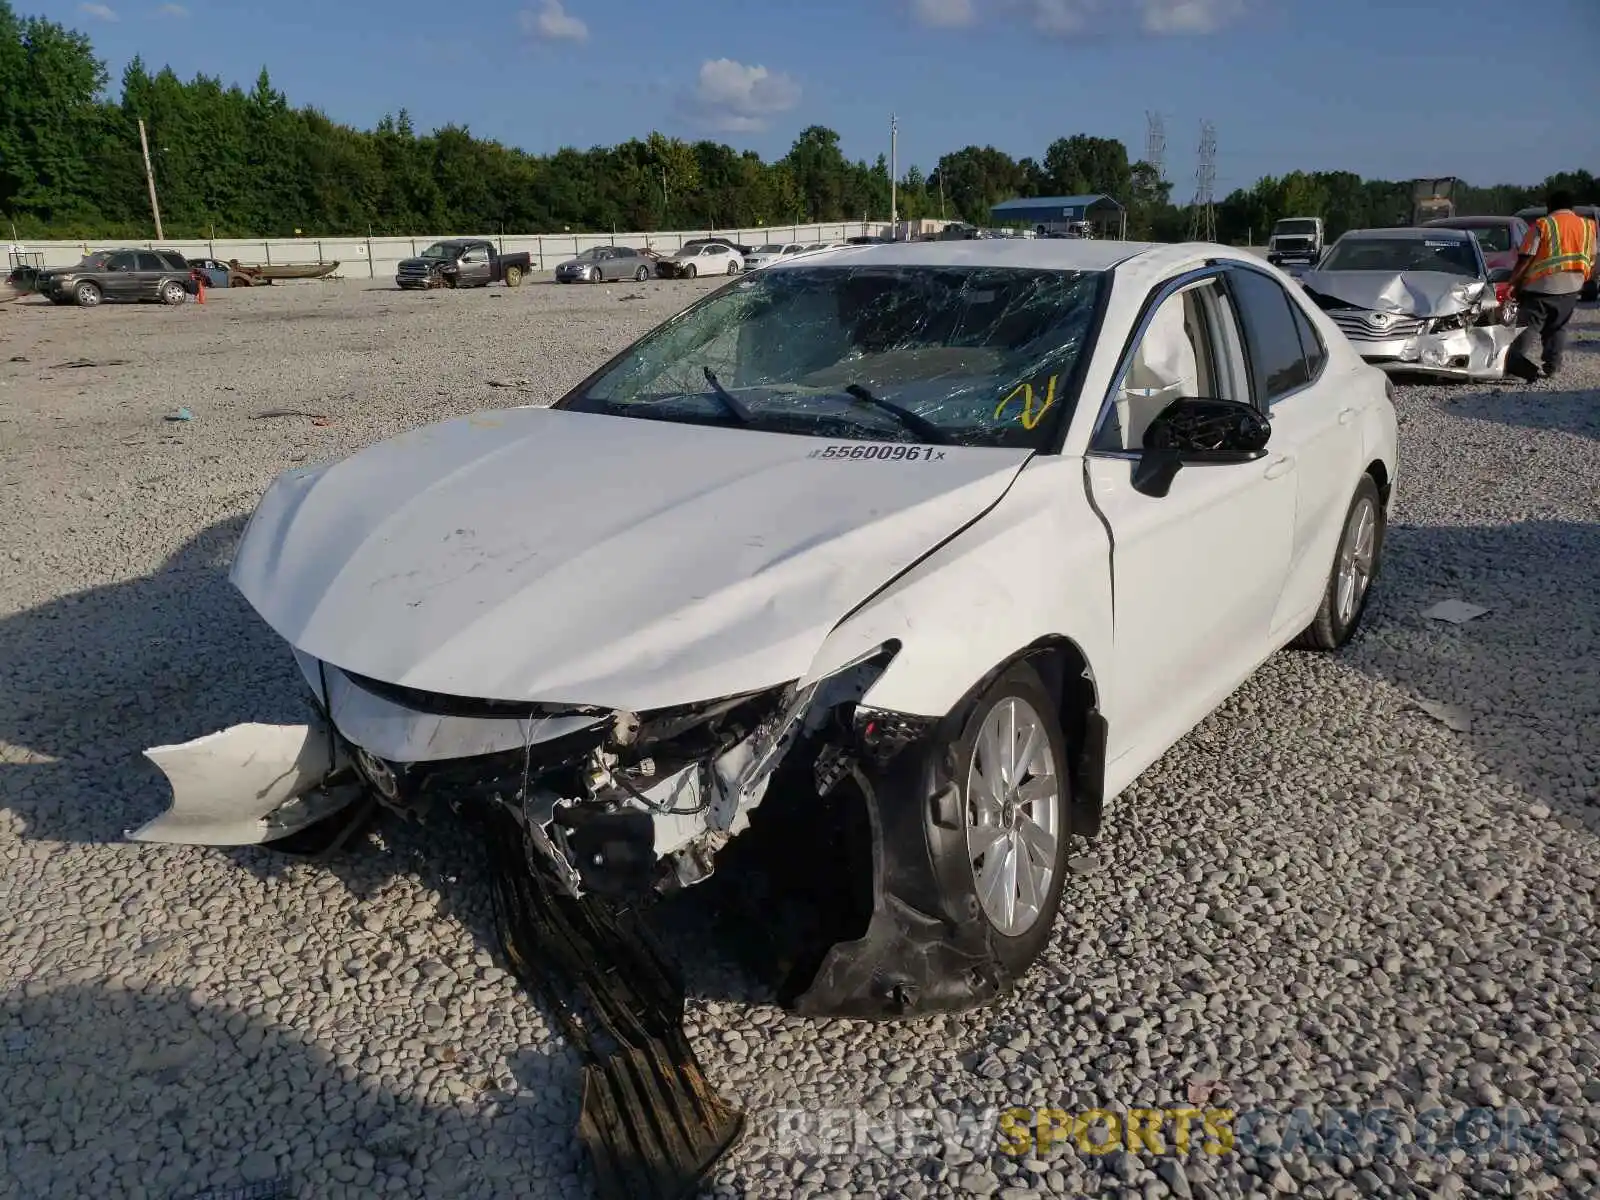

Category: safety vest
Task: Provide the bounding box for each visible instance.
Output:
[1521,209,1596,284]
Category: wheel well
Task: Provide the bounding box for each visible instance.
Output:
[1366,459,1390,507]
[1016,637,1104,840]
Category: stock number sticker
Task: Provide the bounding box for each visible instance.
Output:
[807,444,949,461]
[995,375,1059,430]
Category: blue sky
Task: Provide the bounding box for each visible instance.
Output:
[51,0,1600,193]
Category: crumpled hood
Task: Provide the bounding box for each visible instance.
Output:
[398,257,446,270]
[1299,270,1487,317]
[230,407,1031,711]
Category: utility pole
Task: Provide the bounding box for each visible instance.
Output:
[889,113,898,240]
[138,119,164,241]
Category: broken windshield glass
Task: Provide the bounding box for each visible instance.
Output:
[562,264,1106,448]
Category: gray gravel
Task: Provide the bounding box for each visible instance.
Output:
[2,281,1597,1199]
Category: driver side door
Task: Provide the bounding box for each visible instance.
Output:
[1086,270,1296,766]
[459,244,492,286]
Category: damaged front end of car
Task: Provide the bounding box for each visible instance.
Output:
[1301,269,1518,380]
[133,637,1004,1198]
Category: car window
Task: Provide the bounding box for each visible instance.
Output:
[707,246,727,256]
[106,252,137,271]
[567,264,1106,450]
[1321,236,1479,276]
[136,252,165,272]
[157,251,188,270]
[1226,268,1314,405]
[1093,279,1231,453]
[1288,297,1327,381]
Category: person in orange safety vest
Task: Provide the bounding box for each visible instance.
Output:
[1505,189,1596,381]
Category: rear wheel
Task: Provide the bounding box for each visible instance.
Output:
[503,265,523,287]
[75,281,102,307]
[726,260,740,275]
[1296,474,1384,651]
[951,663,1070,974]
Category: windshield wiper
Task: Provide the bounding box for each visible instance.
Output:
[701,367,755,424]
[842,384,952,445]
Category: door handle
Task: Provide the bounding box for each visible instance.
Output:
[1337,407,1357,425]
[1263,455,1296,480]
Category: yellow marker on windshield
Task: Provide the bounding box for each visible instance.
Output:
[995,375,1058,430]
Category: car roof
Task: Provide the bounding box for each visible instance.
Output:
[1337,226,1473,241]
[1423,216,1518,228]
[765,238,1159,273]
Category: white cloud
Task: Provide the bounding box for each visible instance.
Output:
[910,0,976,28]
[1139,0,1246,34]
[78,3,118,20]
[685,58,802,133]
[156,3,188,15]
[1026,0,1101,35]
[519,0,588,43]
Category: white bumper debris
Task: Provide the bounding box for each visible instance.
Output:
[130,720,352,845]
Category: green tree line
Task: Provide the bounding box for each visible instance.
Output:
[3,1,1594,244]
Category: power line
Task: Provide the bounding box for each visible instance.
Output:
[1188,119,1216,242]
[1144,111,1166,182]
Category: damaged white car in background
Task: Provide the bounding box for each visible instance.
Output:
[1299,225,1518,380]
[130,239,1400,1198]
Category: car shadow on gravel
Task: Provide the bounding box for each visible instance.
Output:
[1440,386,1600,440]
[1344,517,1600,815]
[0,979,589,1198]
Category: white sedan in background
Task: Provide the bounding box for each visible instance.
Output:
[137,238,1398,1020]
[743,242,810,269]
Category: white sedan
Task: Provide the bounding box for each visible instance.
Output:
[135,238,1397,1020]
[742,242,810,269]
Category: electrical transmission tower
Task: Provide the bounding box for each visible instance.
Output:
[1188,120,1217,242]
[1144,111,1166,181]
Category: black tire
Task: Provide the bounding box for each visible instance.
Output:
[684,263,696,279]
[635,265,649,282]
[1582,279,1598,303]
[74,280,102,307]
[945,661,1071,976]
[160,280,186,305]
[1295,474,1385,651]
[727,260,740,275]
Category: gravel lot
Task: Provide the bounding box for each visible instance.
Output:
[2,280,1597,1200]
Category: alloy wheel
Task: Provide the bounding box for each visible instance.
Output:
[964,696,1062,937]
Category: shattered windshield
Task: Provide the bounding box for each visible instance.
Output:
[562,264,1106,448]
[419,242,458,259]
[1320,236,1479,277]
[1275,220,1319,236]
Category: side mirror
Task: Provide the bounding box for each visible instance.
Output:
[1487,267,1513,284]
[1132,397,1273,498]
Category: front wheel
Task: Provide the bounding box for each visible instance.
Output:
[1296,474,1385,651]
[75,281,103,307]
[634,265,649,282]
[160,280,187,305]
[951,662,1071,974]
[683,263,696,279]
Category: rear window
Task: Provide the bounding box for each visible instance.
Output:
[159,252,190,270]
[1466,226,1512,254]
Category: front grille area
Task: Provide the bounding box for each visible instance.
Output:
[1327,310,1425,342]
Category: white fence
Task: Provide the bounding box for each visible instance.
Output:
[15,222,894,278]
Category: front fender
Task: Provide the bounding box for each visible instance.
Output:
[800,457,1114,720]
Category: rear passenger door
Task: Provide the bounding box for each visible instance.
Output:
[135,252,168,299]
[1223,264,1364,637]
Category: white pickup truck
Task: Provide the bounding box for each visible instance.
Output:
[1267,217,1325,267]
